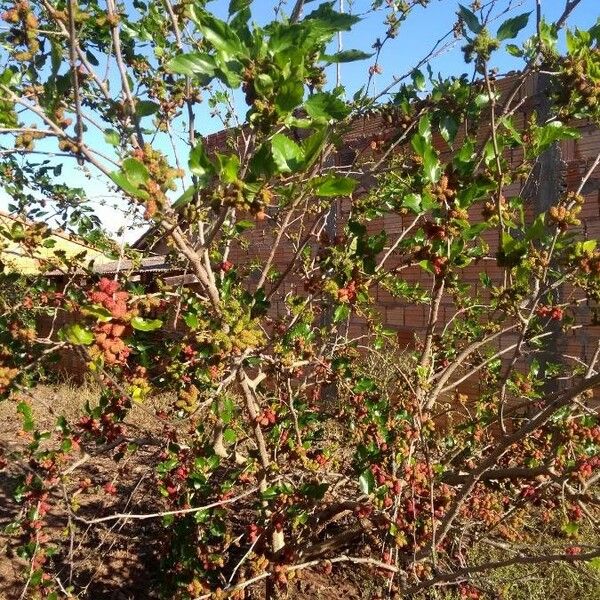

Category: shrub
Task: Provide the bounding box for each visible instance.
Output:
[0,1,599,598]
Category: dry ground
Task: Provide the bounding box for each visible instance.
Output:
[0,384,384,600]
[1,384,599,599]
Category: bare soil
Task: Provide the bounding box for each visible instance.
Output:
[0,384,381,600]
[2,385,598,600]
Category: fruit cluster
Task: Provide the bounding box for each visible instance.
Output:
[88,278,131,365]
[93,322,131,365]
[1,0,39,62]
[130,145,183,218]
[89,277,129,319]
[176,385,199,412]
[555,50,600,118]
[77,392,130,442]
[535,304,564,321]
[256,407,277,427]
[14,127,45,151]
[337,280,357,303]
[9,321,36,342]
[431,173,457,205]
[578,248,600,276]
[548,204,582,231]
[0,365,19,395]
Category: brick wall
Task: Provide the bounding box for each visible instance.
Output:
[137,74,600,395]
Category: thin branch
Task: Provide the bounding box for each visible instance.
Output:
[67,0,84,163]
[290,0,306,23]
[74,485,260,525]
[406,548,600,594]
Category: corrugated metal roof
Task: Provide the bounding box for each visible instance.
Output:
[93,255,173,274]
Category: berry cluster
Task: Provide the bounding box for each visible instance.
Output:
[1,1,39,62]
[89,277,129,319]
[0,365,19,395]
[88,278,131,365]
[93,322,131,365]
[14,127,45,151]
[555,50,600,118]
[78,392,130,442]
[535,305,564,321]
[130,145,183,218]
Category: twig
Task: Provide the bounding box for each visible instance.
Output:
[74,485,260,525]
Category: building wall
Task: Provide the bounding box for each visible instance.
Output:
[134,74,600,396]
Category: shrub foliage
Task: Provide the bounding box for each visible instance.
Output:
[0,0,599,598]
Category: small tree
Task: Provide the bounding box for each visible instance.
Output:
[0,0,599,598]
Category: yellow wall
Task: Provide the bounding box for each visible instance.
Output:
[0,213,112,275]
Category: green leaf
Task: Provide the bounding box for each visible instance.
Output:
[301,482,329,499]
[166,52,217,78]
[506,43,523,57]
[479,273,492,288]
[189,141,215,187]
[191,8,245,58]
[249,143,277,178]
[254,73,274,96]
[588,557,600,570]
[109,158,151,200]
[183,312,199,329]
[313,175,357,197]
[135,100,159,117]
[62,323,94,345]
[418,114,432,140]
[533,121,579,154]
[104,129,120,147]
[17,401,34,432]
[561,521,579,536]
[287,322,313,342]
[497,12,531,42]
[216,396,236,424]
[157,457,178,475]
[305,3,361,33]
[122,158,150,188]
[526,213,546,241]
[131,317,163,332]
[322,49,373,63]
[412,69,426,91]
[223,428,237,444]
[305,92,351,121]
[85,49,99,66]
[500,116,523,144]
[367,231,386,254]
[235,219,254,232]
[457,4,482,34]
[402,193,422,213]
[81,305,113,322]
[275,79,305,114]
[354,378,376,393]
[439,114,458,144]
[271,134,304,173]
[215,153,240,183]
[229,0,251,16]
[109,171,141,198]
[539,20,558,50]
[581,240,597,253]
[423,148,442,183]
[358,469,376,494]
[333,304,350,323]
[172,186,198,210]
[215,61,243,88]
[302,127,327,167]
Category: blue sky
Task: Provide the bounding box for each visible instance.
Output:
[1,0,598,241]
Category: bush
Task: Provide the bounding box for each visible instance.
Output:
[0,1,599,598]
